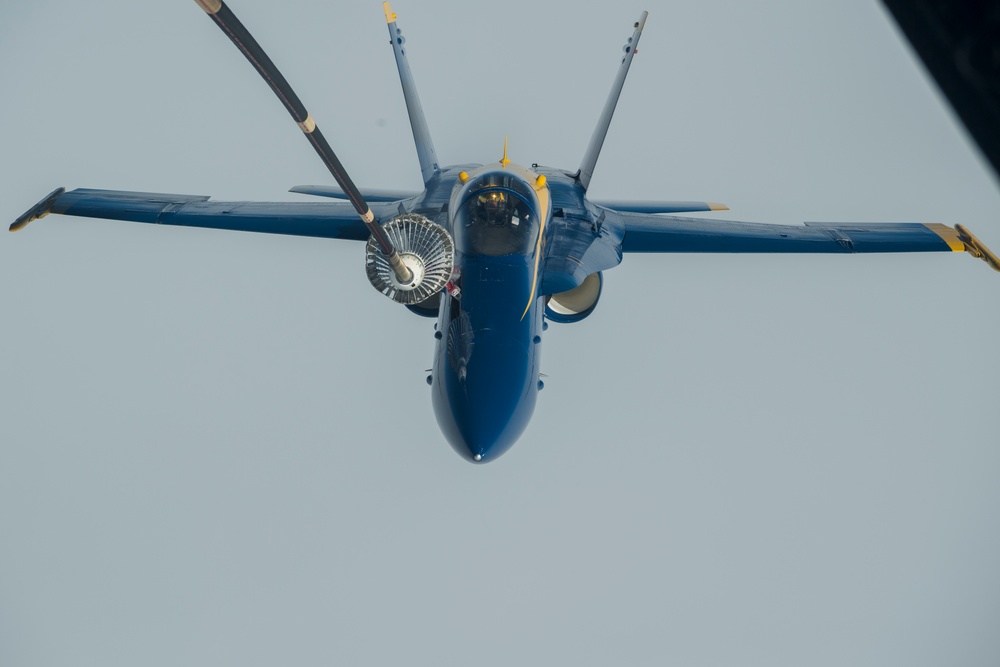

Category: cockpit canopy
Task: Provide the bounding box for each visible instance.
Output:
[453,171,540,256]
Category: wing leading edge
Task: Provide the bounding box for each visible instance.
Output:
[10,187,390,240]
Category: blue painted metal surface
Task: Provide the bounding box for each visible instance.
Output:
[50,188,384,240]
[432,255,543,463]
[590,200,726,214]
[617,215,958,254]
[288,185,421,202]
[385,4,439,186]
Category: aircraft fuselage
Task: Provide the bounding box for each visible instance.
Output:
[428,163,552,462]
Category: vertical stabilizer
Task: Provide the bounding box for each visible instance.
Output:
[384,3,439,186]
[577,12,648,191]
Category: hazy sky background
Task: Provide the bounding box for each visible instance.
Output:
[2,1,998,665]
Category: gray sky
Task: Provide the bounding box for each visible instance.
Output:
[2,1,998,665]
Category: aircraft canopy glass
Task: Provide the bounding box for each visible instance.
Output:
[453,172,539,256]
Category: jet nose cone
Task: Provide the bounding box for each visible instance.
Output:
[433,349,538,464]
[451,410,517,464]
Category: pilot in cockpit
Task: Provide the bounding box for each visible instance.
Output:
[477,191,510,227]
[457,182,536,256]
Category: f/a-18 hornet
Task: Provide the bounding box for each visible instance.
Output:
[11,2,999,463]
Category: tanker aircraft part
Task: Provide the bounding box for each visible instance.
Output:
[365,214,455,304]
[9,1,998,463]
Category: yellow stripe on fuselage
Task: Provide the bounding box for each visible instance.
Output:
[521,172,550,320]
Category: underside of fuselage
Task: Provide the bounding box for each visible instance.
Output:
[429,165,548,463]
[431,260,544,463]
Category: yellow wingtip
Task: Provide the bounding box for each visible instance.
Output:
[383,2,396,23]
[10,187,64,232]
[9,209,49,232]
[955,224,1000,273]
[924,223,965,252]
[708,202,729,211]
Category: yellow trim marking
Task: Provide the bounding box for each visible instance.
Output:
[708,202,729,211]
[955,224,1000,272]
[195,0,222,15]
[520,174,551,320]
[383,2,397,23]
[298,114,316,134]
[924,223,965,252]
[9,211,47,232]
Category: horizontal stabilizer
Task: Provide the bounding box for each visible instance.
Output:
[290,184,420,202]
[593,200,728,214]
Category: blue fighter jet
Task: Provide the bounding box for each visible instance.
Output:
[11,2,999,463]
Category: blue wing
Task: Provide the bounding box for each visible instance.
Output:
[617,212,966,255]
[540,207,998,296]
[10,187,399,240]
